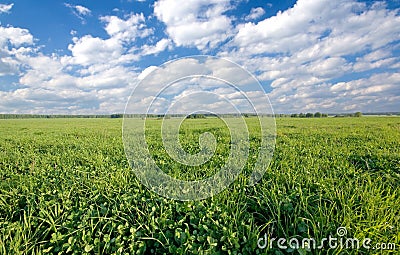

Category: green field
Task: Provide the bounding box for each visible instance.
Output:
[0,117,399,254]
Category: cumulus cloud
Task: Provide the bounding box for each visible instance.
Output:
[64,3,92,24]
[353,48,397,72]
[74,5,91,16]
[138,66,158,80]
[245,7,265,21]
[230,0,399,58]
[0,26,34,47]
[219,0,400,113]
[0,57,18,76]
[66,13,153,66]
[67,36,123,66]
[329,72,400,112]
[154,0,234,51]
[13,51,138,113]
[0,12,152,114]
[1,0,399,114]
[233,0,340,54]
[100,13,153,42]
[141,38,171,56]
[0,3,13,13]
[0,25,35,77]
[126,56,272,115]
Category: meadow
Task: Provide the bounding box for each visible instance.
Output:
[0,117,399,254]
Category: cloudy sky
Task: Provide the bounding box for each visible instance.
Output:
[0,0,399,114]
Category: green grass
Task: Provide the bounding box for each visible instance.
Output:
[144,117,233,181]
[0,117,399,254]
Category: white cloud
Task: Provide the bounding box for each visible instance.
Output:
[141,38,171,56]
[16,54,81,91]
[0,26,34,47]
[0,25,35,76]
[245,7,265,21]
[220,0,400,113]
[330,73,399,94]
[362,49,392,62]
[233,0,351,55]
[0,87,103,114]
[0,12,148,113]
[0,3,13,13]
[126,56,272,115]
[264,71,400,114]
[74,5,91,16]
[66,13,153,66]
[328,72,400,112]
[100,13,153,42]
[77,66,136,89]
[154,0,234,51]
[353,48,397,72]
[231,0,400,57]
[1,0,399,114]
[13,52,138,113]
[305,57,351,79]
[138,66,158,80]
[68,36,123,66]
[0,57,18,75]
[64,3,91,24]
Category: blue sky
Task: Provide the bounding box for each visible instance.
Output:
[0,0,399,114]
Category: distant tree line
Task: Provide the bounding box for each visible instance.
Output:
[3,111,398,119]
[287,112,363,118]
[0,114,115,119]
[333,112,363,118]
[186,114,206,119]
[289,112,329,118]
[262,112,367,118]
